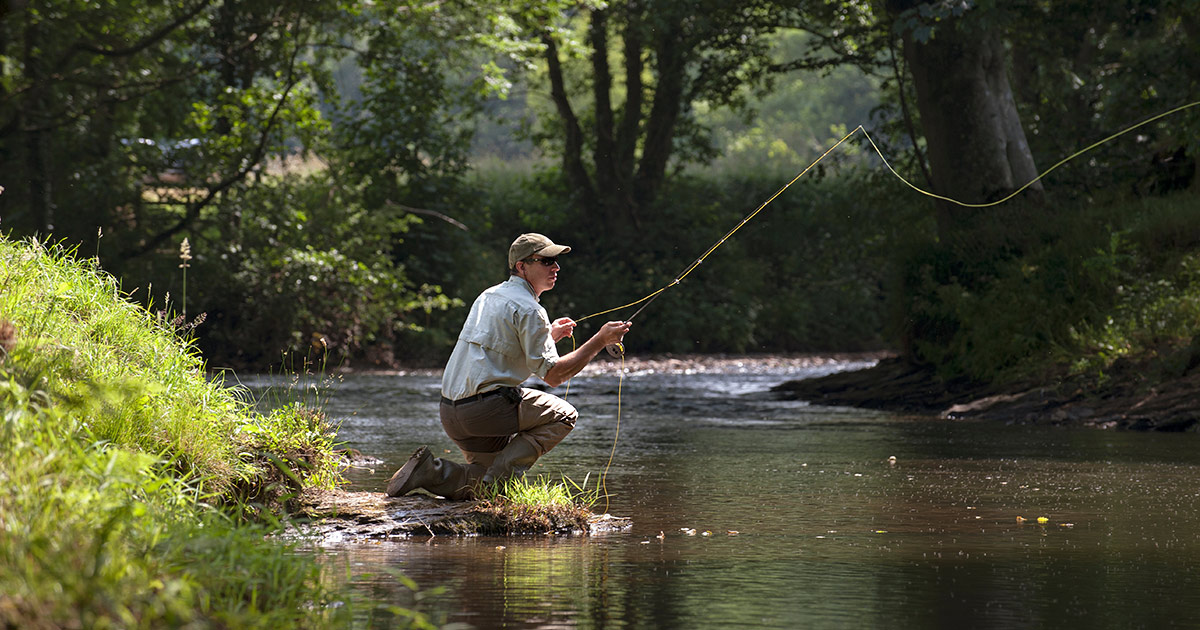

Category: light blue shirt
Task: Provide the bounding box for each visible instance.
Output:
[440,276,560,400]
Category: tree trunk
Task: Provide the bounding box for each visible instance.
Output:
[633,21,686,210]
[616,2,642,182]
[590,9,633,227]
[21,2,54,234]
[542,34,596,218]
[899,18,1042,240]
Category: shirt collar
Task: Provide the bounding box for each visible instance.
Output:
[506,274,539,301]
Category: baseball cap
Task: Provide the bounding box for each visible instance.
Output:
[508,233,571,268]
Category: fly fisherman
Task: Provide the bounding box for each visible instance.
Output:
[386,233,631,499]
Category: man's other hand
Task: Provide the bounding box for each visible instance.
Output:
[551,317,577,342]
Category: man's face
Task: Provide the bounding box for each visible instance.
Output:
[518,254,560,296]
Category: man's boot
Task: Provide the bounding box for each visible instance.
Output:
[481,438,540,485]
[386,446,483,500]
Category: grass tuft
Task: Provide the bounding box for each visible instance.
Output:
[471,474,600,534]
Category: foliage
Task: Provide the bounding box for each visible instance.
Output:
[2,0,1198,388]
[1,233,354,492]
[699,30,884,174]
[0,236,243,491]
[182,171,458,369]
[0,0,347,249]
[0,1,512,371]
[1063,197,1200,378]
[894,190,1200,382]
[1008,0,1200,196]
[0,382,345,628]
[492,0,807,227]
[332,0,498,209]
[478,472,600,508]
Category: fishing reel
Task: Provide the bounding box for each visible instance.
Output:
[605,341,625,359]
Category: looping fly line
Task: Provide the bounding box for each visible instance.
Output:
[577,98,1200,326]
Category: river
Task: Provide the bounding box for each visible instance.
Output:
[257,357,1200,629]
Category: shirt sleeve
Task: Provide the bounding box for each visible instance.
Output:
[515,304,559,380]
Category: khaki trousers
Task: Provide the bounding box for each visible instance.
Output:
[439,387,578,468]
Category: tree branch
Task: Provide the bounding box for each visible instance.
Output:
[385,201,468,231]
[57,0,215,72]
[125,23,306,259]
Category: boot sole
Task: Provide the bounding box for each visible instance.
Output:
[386,446,430,497]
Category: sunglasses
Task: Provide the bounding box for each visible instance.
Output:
[524,256,558,267]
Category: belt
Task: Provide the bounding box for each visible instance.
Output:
[441,388,508,406]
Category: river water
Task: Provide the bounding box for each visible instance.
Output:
[262,359,1200,629]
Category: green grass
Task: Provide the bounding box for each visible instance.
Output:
[480,473,600,508]
[471,474,602,534]
[0,235,381,628]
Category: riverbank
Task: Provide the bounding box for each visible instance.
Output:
[0,237,354,628]
[773,355,1200,431]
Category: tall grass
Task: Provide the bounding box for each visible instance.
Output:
[0,374,349,628]
[0,235,372,627]
[0,238,243,492]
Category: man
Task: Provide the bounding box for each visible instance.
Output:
[386,233,631,499]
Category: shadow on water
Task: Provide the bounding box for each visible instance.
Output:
[247,362,1200,629]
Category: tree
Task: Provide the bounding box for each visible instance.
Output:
[0,0,341,258]
[511,0,793,234]
[0,1,489,369]
[788,1,1198,237]
[883,0,1042,241]
[1007,0,1200,196]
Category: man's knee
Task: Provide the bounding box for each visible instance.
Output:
[518,389,576,428]
[561,404,578,428]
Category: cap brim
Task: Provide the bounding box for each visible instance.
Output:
[540,244,571,257]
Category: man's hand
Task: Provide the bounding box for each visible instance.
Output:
[599,320,631,346]
[541,319,633,387]
[550,317,577,342]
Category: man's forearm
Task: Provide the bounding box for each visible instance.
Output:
[542,334,608,387]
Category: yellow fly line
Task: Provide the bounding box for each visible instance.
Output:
[862,99,1200,208]
[559,332,622,513]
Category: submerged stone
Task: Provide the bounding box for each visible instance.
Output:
[289,488,631,543]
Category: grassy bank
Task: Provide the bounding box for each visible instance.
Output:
[0,236,359,628]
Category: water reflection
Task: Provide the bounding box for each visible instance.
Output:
[256,364,1200,629]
